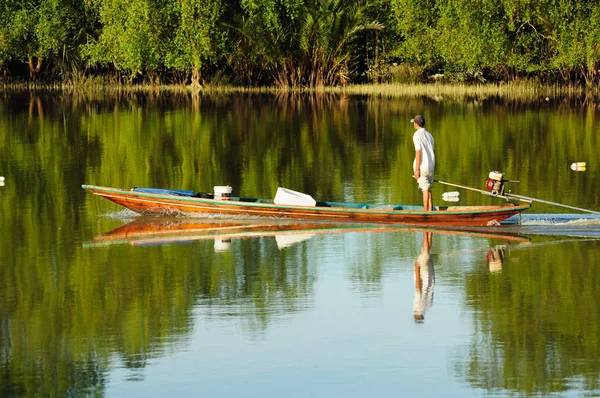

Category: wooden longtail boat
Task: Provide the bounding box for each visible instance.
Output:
[88,218,531,248]
[82,185,531,227]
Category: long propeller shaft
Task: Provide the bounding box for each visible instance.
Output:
[435,179,600,215]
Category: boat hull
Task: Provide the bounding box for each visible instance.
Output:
[82,185,531,227]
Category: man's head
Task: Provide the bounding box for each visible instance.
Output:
[410,115,425,128]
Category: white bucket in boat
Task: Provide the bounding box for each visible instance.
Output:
[213,185,232,200]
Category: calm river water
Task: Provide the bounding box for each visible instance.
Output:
[1,91,600,397]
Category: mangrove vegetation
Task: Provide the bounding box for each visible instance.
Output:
[1,0,600,88]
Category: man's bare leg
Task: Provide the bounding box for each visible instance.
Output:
[428,191,433,211]
[423,189,433,211]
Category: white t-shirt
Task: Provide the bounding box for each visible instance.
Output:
[412,128,435,175]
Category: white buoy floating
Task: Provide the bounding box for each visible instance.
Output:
[0,176,5,182]
[570,162,586,171]
[442,191,460,202]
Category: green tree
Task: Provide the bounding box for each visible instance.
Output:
[434,0,508,80]
[164,0,223,86]
[82,0,171,82]
[549,1,600,85]
[296,0,383,86]
[228,0,382,87]
[389,0,440,70]
[0,0,88,79]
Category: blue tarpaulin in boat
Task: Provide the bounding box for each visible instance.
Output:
[133,187,195,197]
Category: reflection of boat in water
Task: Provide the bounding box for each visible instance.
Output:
[87,218,531,250]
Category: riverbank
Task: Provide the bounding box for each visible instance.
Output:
[1,80,593,103]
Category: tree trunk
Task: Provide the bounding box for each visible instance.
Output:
[375,31,379,83]
[191,69,202,87]
[28,57,35,79]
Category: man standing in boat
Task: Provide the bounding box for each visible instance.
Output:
[411,115,435,211]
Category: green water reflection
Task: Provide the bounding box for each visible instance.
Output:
[1,92,600,396]
[458,239,600,394]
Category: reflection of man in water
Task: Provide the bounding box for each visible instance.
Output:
[414,232,435,323]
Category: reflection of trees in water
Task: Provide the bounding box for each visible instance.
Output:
[3,90,600,395]
[0,235,316,396]
[5,91,600,210]
[213,238,316,332]
[0,318,108,396]
[346,233,389,294]
[456,241,600,395]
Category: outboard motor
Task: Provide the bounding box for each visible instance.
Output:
[485,171,506,196]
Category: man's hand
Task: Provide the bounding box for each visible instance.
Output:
[414,149,422,180]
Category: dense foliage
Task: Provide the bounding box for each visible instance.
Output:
[1,0,600,86]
